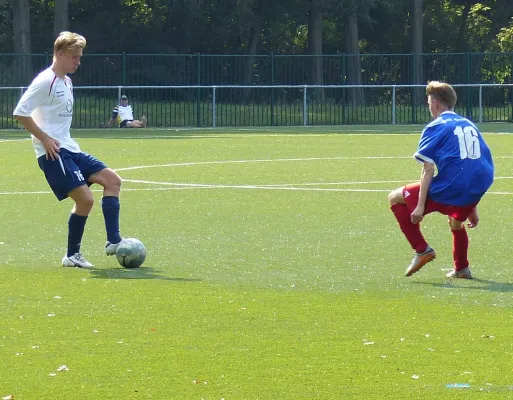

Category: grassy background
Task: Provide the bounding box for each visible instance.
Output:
[1,125,513,399]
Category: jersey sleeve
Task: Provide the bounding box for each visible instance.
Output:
[111,106,119,119]
[13,75,51,117]
[413,125,440,164]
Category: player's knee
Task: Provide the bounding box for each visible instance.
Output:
[77,194,94,213]
[108,172,122,191]
[448,217,464,230]
[388,189,402,206]
[387,191,394,204]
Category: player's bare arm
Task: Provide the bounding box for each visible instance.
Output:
[467,207,479,228]
[411,162,435,224]
[14,115,60,160]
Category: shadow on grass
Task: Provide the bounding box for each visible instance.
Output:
[412,278,513,293]
[89,266,202,282]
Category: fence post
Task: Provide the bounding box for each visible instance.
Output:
[392,85,396,125]
[410,54,416,124]
[212,86,216,128]
[271,53,275,126]
[478,84,483,123]
[122,52,126,86]
[303,85,308,126]
[341,54,346,124]
[197,53,201,127]
[466,53,472,119]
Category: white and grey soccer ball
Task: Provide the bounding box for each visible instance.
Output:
[116,238,146,268]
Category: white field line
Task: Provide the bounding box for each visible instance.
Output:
[2,182,513,196]
[121,179,391,192]
[0,139,30,143]
[113,156,413,172]
[134,133,422,138]
[259,180,409,186]
[0,187,210,196]
[114,155,513,173]
[121,178,513,195]
[2,155,513,195]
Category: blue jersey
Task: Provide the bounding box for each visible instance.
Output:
[414,111,494,206]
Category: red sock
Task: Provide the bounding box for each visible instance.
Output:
[452,228,469,271]
[391,204,428,253]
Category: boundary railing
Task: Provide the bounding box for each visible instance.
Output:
[1,84,512,129]
[2,52,513,86]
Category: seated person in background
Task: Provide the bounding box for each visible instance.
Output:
[106,95,147,128]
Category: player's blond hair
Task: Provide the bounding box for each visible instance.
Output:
[426,81,457,109]
[53,31,86,56]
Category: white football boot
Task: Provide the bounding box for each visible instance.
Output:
[62,253,94,269]
[105,240,124,256]
[446,267,473,279]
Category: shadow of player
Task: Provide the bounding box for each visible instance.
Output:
[89,266,202,282]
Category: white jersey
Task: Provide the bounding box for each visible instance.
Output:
[13,67,81,158]
[113,104,134,125]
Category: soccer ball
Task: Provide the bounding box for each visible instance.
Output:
[116,238,146,269]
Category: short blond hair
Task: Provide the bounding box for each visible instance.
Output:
[53,31,86,55]
[426,81,457,109]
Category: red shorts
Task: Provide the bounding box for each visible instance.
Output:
[402,183,477,222]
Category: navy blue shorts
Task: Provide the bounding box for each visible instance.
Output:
[37,148,107,201]
[120,119,133,128]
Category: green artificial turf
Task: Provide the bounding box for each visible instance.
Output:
[1,124,513,399]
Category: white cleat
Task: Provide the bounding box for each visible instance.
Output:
[105,240,123,256]
[62,253,94,269]
[446,267,473,279]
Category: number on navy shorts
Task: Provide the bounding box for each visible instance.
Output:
[74,170,85,181]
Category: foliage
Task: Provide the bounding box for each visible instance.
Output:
[495,18,513,51]
[0,0,512,55]
[466,3,493,52]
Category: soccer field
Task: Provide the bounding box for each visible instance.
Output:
[1,125,513,399]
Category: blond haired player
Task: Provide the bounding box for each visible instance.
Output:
[13,32,125,268]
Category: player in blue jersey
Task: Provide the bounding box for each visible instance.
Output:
[13,32,125,268]
[388,81,494,279]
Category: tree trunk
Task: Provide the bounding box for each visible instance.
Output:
[11,0,32,84]
[457,0,472,52]
[412,0,424,112]
[308,1,324,101]
[180,0,192,53]
[243,0,263,101]
[345,10,363,105]
[53,0,69,38]
[412,0,424,82]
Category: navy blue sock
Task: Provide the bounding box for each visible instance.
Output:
[67,213,88,257]
[102,196,122,244]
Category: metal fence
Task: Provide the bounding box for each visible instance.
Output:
[1,84,512,129]
[1,53,513,87]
